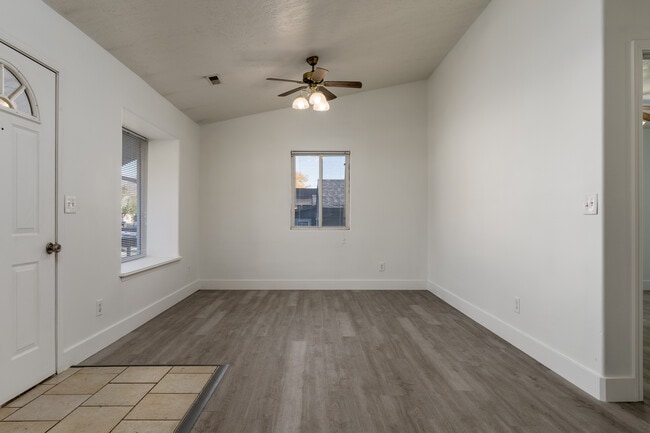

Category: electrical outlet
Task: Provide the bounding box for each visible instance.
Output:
[96,299,103,316]
[64,195,77,214]
[379,262,386,272]
[514,297,520,314]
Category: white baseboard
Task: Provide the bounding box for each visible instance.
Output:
[58,279,201,371]
[427,280,607,401]
[599,376,641,402]
[200,279,426,290]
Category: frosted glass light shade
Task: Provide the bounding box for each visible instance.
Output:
[309,91,326,106]
[292,96,309,110]
[313,100,330,112]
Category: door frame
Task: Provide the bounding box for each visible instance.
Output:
[631,40,649,401]
[0,35,60,375]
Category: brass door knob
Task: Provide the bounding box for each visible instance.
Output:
[45,242,62,254]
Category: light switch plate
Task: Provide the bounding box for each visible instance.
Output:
[583,194,598,215]
[64,195,77,214]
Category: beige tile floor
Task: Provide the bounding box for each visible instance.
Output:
[0,365,218,433]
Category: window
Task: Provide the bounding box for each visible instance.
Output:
[292,151,350,229]
[0,61,36,118]
[121,129,147,261]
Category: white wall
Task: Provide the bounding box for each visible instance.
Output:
[0,1,201,369]
[199,82,428,289]
[427,0,606,399]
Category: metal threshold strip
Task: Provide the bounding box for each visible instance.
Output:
[175,364,229,433]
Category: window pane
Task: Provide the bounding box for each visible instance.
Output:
[294,155,319,227]
[121,130,146,261]
[3,67,20,97]
[14,91,31,115]
[322,156,346,227]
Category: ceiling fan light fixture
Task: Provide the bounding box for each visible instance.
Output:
[268,56,362,113]
[309,90,326,106]
[292,95,309,110]
[313,100,330,112]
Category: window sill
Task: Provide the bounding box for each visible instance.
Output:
[120,256,181,280]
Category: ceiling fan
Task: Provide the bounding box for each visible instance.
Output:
[266,56,362,111]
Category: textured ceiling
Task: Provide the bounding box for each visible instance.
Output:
[43,0,490,124]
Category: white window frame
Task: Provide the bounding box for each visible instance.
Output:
[291,151,350,230]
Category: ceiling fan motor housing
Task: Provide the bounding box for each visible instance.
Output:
[303,56,321,84]
[266,55,362,102]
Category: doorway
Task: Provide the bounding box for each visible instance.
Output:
[0,41,57,405]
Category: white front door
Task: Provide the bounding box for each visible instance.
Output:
[0,42,56,405]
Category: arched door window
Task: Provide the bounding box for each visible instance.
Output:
[0,61,37,118]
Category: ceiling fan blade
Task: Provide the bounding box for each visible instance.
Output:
[278,86,307,97]
[267,78,303,84]
[311,67,329,82]
[323,80,362,88]
[319,86,337,101]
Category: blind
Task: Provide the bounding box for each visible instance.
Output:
[291,150,350,156]
[121,129,147,261]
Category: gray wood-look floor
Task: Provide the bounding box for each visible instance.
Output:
[81,290,650,433]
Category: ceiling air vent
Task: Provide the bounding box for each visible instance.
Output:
[206,75,221,85]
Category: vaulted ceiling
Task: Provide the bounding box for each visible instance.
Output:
[43,0,490,124]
